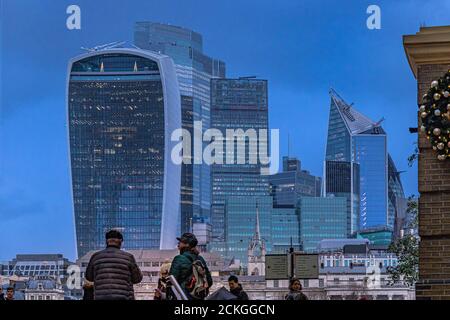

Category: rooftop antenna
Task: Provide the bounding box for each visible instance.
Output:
[81,41,126,52]
[287,132,290,158]
[374,117,385,126]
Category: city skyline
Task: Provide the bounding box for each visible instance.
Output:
[1,0,437,261]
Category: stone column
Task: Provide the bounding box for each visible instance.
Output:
[404,26,450,300]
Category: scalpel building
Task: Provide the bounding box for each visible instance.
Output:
[67,48,181,257]
[324,89,406,237]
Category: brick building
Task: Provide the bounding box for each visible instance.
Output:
[404,26,450,300]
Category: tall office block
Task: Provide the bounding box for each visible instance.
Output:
[225,196,273,264]
[269,156,321,208]
[324,160,360,236]
[210,78,270,246]
[271,207,301,253]
[67,48,181,257]
[134,22,226,233]
[298,197,348,252]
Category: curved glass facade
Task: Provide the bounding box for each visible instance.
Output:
[68,49,181,257]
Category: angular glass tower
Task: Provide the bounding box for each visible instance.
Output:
[134,22,226,234]
[210,78,270,248]
[67,48,181,257]
[324,89,396,233]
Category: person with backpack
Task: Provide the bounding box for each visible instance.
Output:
[169,233,213,300]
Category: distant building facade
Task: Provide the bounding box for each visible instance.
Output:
[67,48,181,256]
[298,197,348,252]
[25,277,65,301]
[209,78,270,249]
[271,207,301,253]
[269,156,321,208]
[1,254,73,282]
[223,196,273,264]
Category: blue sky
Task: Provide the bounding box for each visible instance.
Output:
[1,0,448,261]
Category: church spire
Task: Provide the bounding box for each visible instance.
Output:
[254,200,261,241]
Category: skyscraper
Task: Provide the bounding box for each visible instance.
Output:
[271,207,300,253]
[324,89,402,236]
[269,156,321,208]
[134,22,226,233]
[67,48,181,257]
[298,197,348,252]
[210,78,270,247]
[388,155,408,239]
[226,196,272,264]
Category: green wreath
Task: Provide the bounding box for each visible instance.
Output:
[420,70,450,161]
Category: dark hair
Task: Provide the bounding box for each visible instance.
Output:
[176,233,198,247]
[289,278,302,291]
[105,230,123,240]
[6,287,14,292]
[228,275,239,283]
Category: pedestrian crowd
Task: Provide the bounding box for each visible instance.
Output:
[57,229,307,301]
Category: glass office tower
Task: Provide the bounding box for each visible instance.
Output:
[324,160,360,235]
[353,133,388,229]
[271,207,301,253]
[298,197,348,252]
[388,155,407,239]
[67,48,181,257]
[226,196,273,264]
[324,89,399,234]
[210,78,270,249]
[269,156,321,208]
[134,22,226,233]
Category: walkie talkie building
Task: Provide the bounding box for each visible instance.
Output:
[67,48,181,257]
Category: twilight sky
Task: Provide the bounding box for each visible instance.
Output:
[1,0,448,261]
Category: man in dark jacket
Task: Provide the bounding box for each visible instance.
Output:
[85,230,143,300]
[228,275,249,300]
[169,233,212,300]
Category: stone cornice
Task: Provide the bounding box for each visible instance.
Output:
[403,26,450,79]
